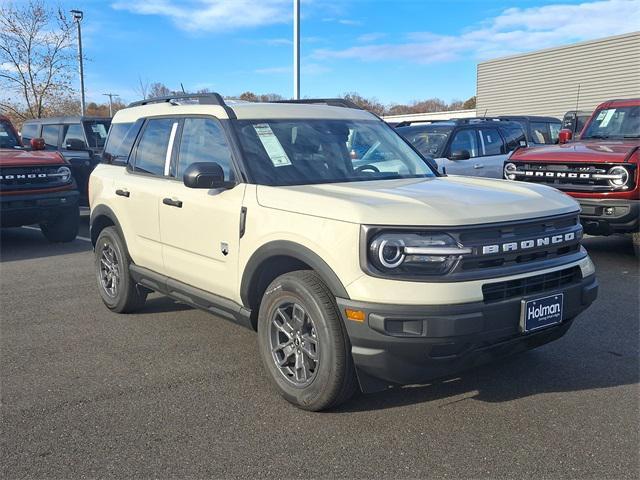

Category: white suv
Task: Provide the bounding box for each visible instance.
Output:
[89,94,598,411]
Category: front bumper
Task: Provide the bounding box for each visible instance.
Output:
[0,189,79,228]
[578,198,639,235]
[337,273,598,392]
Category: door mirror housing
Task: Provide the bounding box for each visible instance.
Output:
[30,138,45,150]
[65,138,87,151]
[558,129,573,144]
[183,162,234,189]
[448,149,471,161]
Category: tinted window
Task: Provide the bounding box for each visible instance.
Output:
[501,125,526,151]
[21,123,38,143]
[530,122,551,144]
[0,120,21,148]
[449,129,479,158]
[134,118,177,176]
[549,122,561,143]
[582,106,640,139]
[103,120,143,164]
[42,124,60,147]
[396,124,453,157]
[62,124,86,148]
[480,128,503,156]
[83,120,111,149]
[175,118,234,179]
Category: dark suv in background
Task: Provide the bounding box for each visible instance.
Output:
[396,118,526,178]
[21,116,111,205]
[497,115,562,145]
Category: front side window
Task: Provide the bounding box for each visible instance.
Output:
[62,124,86,148]
[396,124,453,157]
[83,120,111,149]
[501,125,526,151]
[480,128,503,156]
[233,119,435,186]
[134,118,176,176]
[449,129,479,158]
[530,122,553,144]
[582,106,640,139]
[175,118,234,180]
[0,120,21,149]
[549,122,561,143]
[42,124,60,148]
[103,120,143,164]
[21,124,38,143]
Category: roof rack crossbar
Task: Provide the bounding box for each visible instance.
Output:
[127,93,227,108]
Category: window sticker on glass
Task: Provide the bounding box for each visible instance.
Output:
[596,110,607,121]
[600,109,616,128]
[253,123,292,167]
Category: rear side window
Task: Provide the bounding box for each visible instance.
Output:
[62,124,86,149]
[133,118,177,176]
[530,122,552,144]
[103,120,143,165]
[21,124,38,143]
[501,125,526,151]
[42,124,60,148]
[479,128,504,156]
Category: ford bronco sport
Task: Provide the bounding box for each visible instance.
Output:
[0,115,79,242]
[505,99,640,253]
[89,94,598,411]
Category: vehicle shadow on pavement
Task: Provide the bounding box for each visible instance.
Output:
[0,227,92,262]
[136,295,195,314]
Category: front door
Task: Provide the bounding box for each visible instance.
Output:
[159,117,245,301]
[437,128,481,176]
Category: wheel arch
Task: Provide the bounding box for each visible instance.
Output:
[90,204,125,250]
[241,241,350,328]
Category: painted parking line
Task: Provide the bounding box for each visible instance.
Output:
[21,226,92,243]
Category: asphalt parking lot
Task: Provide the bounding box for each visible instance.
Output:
[1,220,638,479]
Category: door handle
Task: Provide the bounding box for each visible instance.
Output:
[163,197,183,208]
[473,164,484,169]
[115,189,130,197]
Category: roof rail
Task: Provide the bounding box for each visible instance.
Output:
[274,98,363,110]
[394,116,527,128]
[127,93,227,108]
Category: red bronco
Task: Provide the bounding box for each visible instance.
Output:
[504,99,640,254]
[0,115,79,242]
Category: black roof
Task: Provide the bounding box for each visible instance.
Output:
[23,116,111,124]
[497,115,561,123]
[395,117,526,128]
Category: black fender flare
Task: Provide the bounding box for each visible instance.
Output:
[240,240,350,308]
[89,204,126,248]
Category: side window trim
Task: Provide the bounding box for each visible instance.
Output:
[478,128,486,157]
[129,116,180,178]
[164,121,180,176]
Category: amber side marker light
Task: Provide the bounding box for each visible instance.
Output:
[345,309,366,322]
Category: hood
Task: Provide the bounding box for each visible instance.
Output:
[256,176,579,226]
[511,139,639,164]
[0,149,66,167]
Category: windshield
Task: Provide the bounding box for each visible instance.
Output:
[83,120,111,149]
[0,120,21,149]
[233,119,436,186]
[582,106,640,139]
[396,124,453,157]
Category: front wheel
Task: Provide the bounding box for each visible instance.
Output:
[257,270,357,411]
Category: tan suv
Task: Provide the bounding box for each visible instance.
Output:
[89,94,598,411]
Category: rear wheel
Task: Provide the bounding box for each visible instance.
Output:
[257,270,357,411]
[95,226,147,313]
[40,206,79,243]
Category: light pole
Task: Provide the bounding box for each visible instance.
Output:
[293,0,300,99]
[71,9,85,115]
[102,93,118,117]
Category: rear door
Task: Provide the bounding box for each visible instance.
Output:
[477,127,507,178]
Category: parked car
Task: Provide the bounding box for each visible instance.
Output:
[497,115,562,145]
[505,98,640,254]
[89,94,597,410]
[562,110,592,138]
[396,118,526,178]
[22,116,111,205]
[0,115,79,242]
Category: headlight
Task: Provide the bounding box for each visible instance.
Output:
[578,255,596,278]
[504,162,517,180]
[607,166,629,188]
[55,166,72,183]
[368,232,471,276]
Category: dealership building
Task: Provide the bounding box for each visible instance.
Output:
[475,32,640,119]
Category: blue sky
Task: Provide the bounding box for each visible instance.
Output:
[58,0,640,105]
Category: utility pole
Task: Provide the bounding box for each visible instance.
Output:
[293,0,300,99]
[71,10,85,115]
[102,93,118,117]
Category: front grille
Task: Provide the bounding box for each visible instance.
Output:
[510,162,636,192]
[0,165,69,192]
[482,266,581,303]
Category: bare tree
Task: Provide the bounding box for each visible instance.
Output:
[134,75,149,100]
[0,1,76,121]
[148,82,173,98]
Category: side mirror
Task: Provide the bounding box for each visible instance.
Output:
[30,138,45,150]
[449,150,471,161]
[558,129,572,144]
[183,162,234,189]
[65,138,87,150]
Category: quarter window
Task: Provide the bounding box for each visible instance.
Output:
[175,118,234,180]
[42,124,60,148]
[480,128,504,156]
[134,118,177,176]
[449,130,479,158]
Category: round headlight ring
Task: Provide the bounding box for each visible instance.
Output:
[607,166,629,188]
[504,162,517,180]
[57,166,72,183]
[378,239,405,269]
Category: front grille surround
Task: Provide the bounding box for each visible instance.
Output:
[0,165,72,192]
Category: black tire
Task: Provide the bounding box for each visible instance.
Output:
[39,206,79,243]
[95,226,147,313]
[257,270,357,411]
[632,232,640,257]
